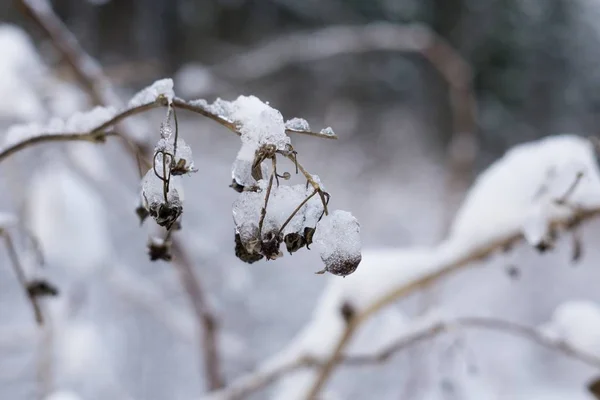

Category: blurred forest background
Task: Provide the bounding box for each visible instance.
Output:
[2,0,600,399]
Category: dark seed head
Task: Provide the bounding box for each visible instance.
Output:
[304,227,315,249]
[261,231,283,260]
[284,232,306,254]
[234,233,264,264]
[322,253,361,277]
[148,239,172,262]
[149,200,182,229]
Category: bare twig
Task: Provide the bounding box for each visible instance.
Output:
[286,154,329,216]
[305,207,600,399]
[171,240,224,390]
[207,314,600,400]
[556,171,585,205]
[172,99,337,140]
[2,230,43,324]
[278,190,318,236]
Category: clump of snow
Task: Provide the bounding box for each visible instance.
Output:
[314,210,362,276]
[189,97,235,122]
[141,169,183,229]
[128,78,174,108]
[4,106,117,147]
[540,300,600,355]
[230,158,268,188]
[320,127,336,136]
[285,117,311,131]
[154,116,196,175]
[231,95,291,160]
[449,135,600,251]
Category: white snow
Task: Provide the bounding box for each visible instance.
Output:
[4,106,117,148]
[232,182,324,243]
[540,300,600,356]
[231,95,290,160]
[154,114,196,175]
[141,169,182,209]
[449,135,600,252]
[314,210,361,275]
[128,78,175,108]
[319,127,336,136]
[285,117,311,131]
[189,97,235,122]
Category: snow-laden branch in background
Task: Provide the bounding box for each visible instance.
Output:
[206,304,600,400]
[200,134,600,399]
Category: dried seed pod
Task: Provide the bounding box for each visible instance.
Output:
[229,179,245,193]
[284,232,306,254]
[170,158,196,176]
[234,233,263,264]
[148,200,183,230]
[26,279,59,298]
[304,227,315,249]
[147,237,172,261]
[261,231,283,260]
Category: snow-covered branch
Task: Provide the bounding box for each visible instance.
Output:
[207,311,600,400]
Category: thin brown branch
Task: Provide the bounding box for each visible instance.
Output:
[278,190,318,236]
[171,240,224,390]
[305,206,600,399]
[172,99,337,140]
[209,314,600,400]
[285,154,329,215]
[0,101,159,165]
[2,231,43,324]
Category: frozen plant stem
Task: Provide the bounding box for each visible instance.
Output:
[2,231,44,324]
[285,154,329,216]
[278,190,318,236]
[258,159,276,238]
